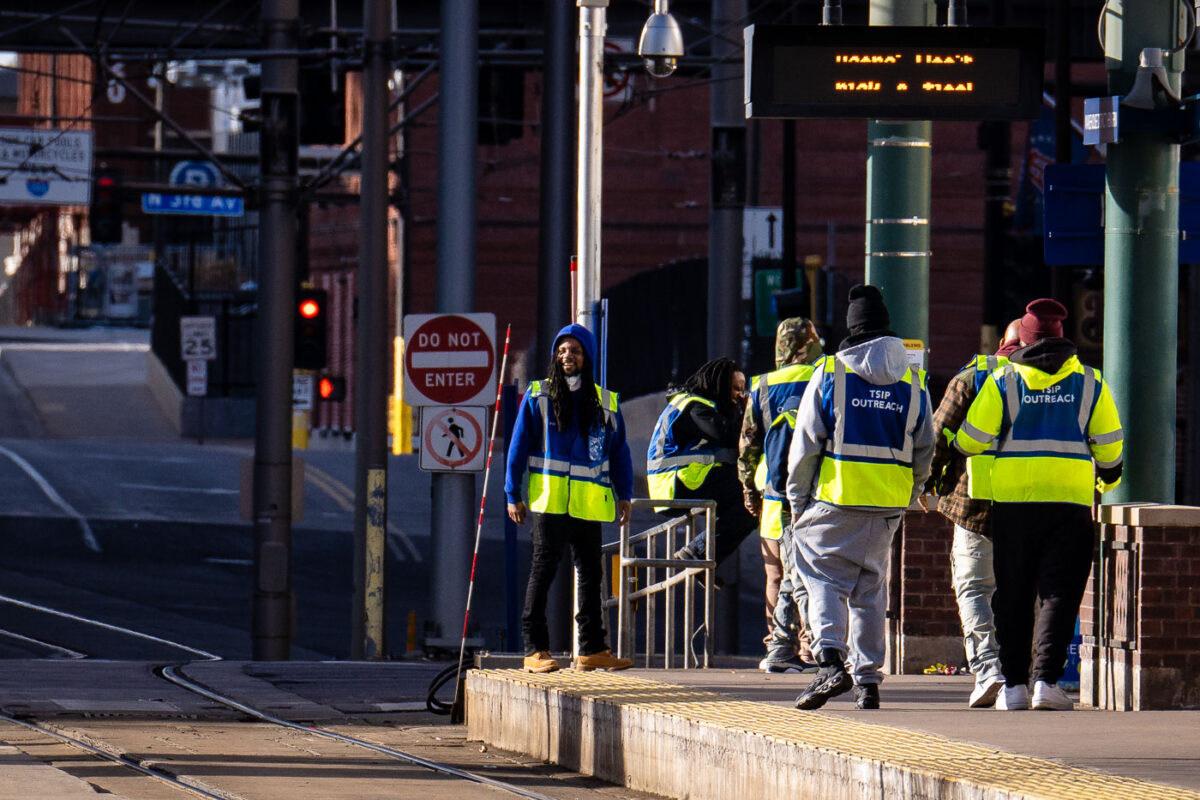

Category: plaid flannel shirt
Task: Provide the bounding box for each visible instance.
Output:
[928,367,994,535]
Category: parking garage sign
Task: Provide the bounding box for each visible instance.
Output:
[403,313,496,407]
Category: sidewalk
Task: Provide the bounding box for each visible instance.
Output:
[0,326,177,439]
[469,666,1200,800]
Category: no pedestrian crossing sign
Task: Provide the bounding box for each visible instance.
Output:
[419,406,487,472]
[403,313,496,407]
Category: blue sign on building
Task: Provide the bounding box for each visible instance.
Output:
[1044,162,1200,265]
[141,192,244,217]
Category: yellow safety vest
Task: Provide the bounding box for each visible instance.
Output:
[525,380,621,522]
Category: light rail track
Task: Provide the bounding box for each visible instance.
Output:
[160,664,557,800]
[0,592,221,660]
[0,711,234,799]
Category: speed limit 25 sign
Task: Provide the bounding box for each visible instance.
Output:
[180,316,217,361]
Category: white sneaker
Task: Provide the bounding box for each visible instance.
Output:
[1032,680,1074,711]
[995,684,1030,710]
[968,676,1005,708]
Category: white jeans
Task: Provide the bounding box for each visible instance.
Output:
[950,524,1002,682]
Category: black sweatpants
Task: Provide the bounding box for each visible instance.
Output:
[672,465,759,565]
[991,502,1094,687]
[521,512,608,655]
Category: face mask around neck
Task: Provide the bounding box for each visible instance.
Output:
[566,374,582,391]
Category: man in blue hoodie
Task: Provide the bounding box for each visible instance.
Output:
[505,323,634,673]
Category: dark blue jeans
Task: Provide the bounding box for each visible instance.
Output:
[521,512,608,655]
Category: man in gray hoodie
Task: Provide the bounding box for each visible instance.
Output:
[786,284,934,710]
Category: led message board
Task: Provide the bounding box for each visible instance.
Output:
[745,25,1045,120]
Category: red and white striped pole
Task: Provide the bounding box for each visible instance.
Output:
[452,323,512,707]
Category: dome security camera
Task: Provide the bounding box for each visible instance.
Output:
[638,12,683,79]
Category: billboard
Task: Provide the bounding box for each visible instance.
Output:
[0,127,93,206]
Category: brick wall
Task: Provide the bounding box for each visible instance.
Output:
[894,507,964,673]
[1082,504,1200,710]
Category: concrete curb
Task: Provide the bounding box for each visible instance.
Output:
[467,669,1200,800]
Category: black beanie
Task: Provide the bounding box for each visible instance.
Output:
[846,284,890,337]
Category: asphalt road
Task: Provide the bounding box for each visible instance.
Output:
[0,327,770,662]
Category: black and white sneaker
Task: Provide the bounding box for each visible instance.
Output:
[794,663,853,709]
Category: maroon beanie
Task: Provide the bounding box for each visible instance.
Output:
[1018,298,1068,343]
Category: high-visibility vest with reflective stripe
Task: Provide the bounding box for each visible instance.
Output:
[525,380,621,522]
[958,353,1010,500]
[760,408,797,540]
[956,358,1123,506]
[749,360,821,491]
[812,357,928,509]
[647,393,735,502]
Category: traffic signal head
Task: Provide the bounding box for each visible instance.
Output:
[90,168,123,244]
[294,288,328,370]
[317,375,346,402]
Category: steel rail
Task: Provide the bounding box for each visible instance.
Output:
[0,594,221,660]
[0,713,234,800]
[161,665,557,800]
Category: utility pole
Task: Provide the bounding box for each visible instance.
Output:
[710,0,746,654]
[864,0,934,343]
[351,0,391,659]
[252,0,300,660]
[431,0,479,644]
[539,0,577,652]
[1102,0,1182,504]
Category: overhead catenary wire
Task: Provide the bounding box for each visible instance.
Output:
[449,323,512,715]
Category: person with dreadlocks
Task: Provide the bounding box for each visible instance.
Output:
[505,323,634,674]
[647,357,757,567]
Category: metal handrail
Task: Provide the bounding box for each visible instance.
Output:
[603,498,715,669]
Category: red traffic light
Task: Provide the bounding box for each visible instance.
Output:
[317,375,346,402]
[98,175,116,188]
[299,298,321,319]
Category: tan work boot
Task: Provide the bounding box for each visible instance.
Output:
[523,650,560,673]
[573,649,633,671]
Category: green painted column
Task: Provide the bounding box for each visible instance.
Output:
[1102,0,1182,503]
[864,0,935,343]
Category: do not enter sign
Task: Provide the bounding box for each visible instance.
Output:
[403,313,496,407]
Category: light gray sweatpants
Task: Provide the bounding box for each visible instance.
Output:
[793,502,901,686]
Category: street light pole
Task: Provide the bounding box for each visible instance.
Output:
[576,0,607,335]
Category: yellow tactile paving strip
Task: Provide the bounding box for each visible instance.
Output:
[475,670,1200,800]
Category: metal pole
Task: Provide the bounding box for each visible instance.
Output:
[1102,0,1181,504]
[351,0,391,660]
[576,0,607,335]
[708,0,745,361]
[979,0,1011,352]
[1050,0,1073,306]
[431,0,479,644]
[864,0,934,343]
[541,0,577,651]
[252,0,299,661]
[538,0,574,360]
[710,0,746,655]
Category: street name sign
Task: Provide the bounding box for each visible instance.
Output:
[745,25,1044,120]
[142,192,244,216]
[0,127,93,205]
[403,313,496,407]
